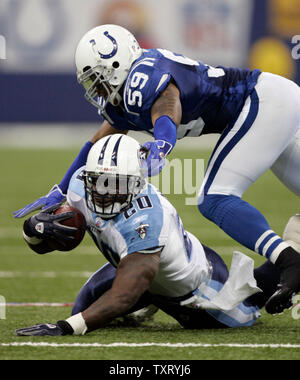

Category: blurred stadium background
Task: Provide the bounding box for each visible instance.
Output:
[0,0,299,147]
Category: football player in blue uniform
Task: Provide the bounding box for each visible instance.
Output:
[17,135,281,336]
[14,24,300,315]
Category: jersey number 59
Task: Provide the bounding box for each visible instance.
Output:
[127,72,149,107]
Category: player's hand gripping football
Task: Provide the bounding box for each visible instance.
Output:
[23,204,77,248]
[13,184,66,218]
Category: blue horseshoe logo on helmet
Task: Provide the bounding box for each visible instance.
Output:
[90,31,118,59]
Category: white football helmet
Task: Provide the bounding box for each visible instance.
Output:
[75,24,142,112]
[83,134,148,219]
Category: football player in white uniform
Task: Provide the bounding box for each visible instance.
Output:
[14,24,300,315]
[17,135,281,336]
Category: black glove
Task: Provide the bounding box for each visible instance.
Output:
[15,320,74,336]
[23,204,77,248]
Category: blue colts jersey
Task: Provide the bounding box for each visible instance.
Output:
[100,48,261,138]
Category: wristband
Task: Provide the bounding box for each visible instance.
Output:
[153,115,177,154]
[65,313,88,335]
[23,231,43,245]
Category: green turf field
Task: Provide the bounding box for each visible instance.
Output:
[0,147,299,361]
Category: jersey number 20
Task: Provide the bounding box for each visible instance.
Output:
[124,195,153,219]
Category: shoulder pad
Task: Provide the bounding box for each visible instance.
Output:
[114,191,168,255]
[67,166,85,200]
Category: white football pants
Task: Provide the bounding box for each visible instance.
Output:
[199,72,300,198]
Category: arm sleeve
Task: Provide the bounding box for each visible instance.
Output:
[58,141,93,194]
[153,115,177,153]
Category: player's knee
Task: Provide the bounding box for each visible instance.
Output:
[197,193,231,223]
[197,192,215,219]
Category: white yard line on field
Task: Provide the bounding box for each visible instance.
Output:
[0,342,299,349]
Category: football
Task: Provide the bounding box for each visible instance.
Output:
[47,204,87,252]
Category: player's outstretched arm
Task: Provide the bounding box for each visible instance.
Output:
[15,250,161,336]
[144,82,182,176]
[78,250,161,333]
[13,121,128,218]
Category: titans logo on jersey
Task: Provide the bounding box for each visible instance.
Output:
[99,48,261,139]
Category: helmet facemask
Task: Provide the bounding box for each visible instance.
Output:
[83,171,146,219]
[78,64,123,112]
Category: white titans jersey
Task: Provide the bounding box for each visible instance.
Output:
[67,167,210,298]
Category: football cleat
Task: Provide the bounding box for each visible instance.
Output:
[127,304,159,323]
[265,287,295,315]
[109,305,159,327]
[265,247,300,314]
